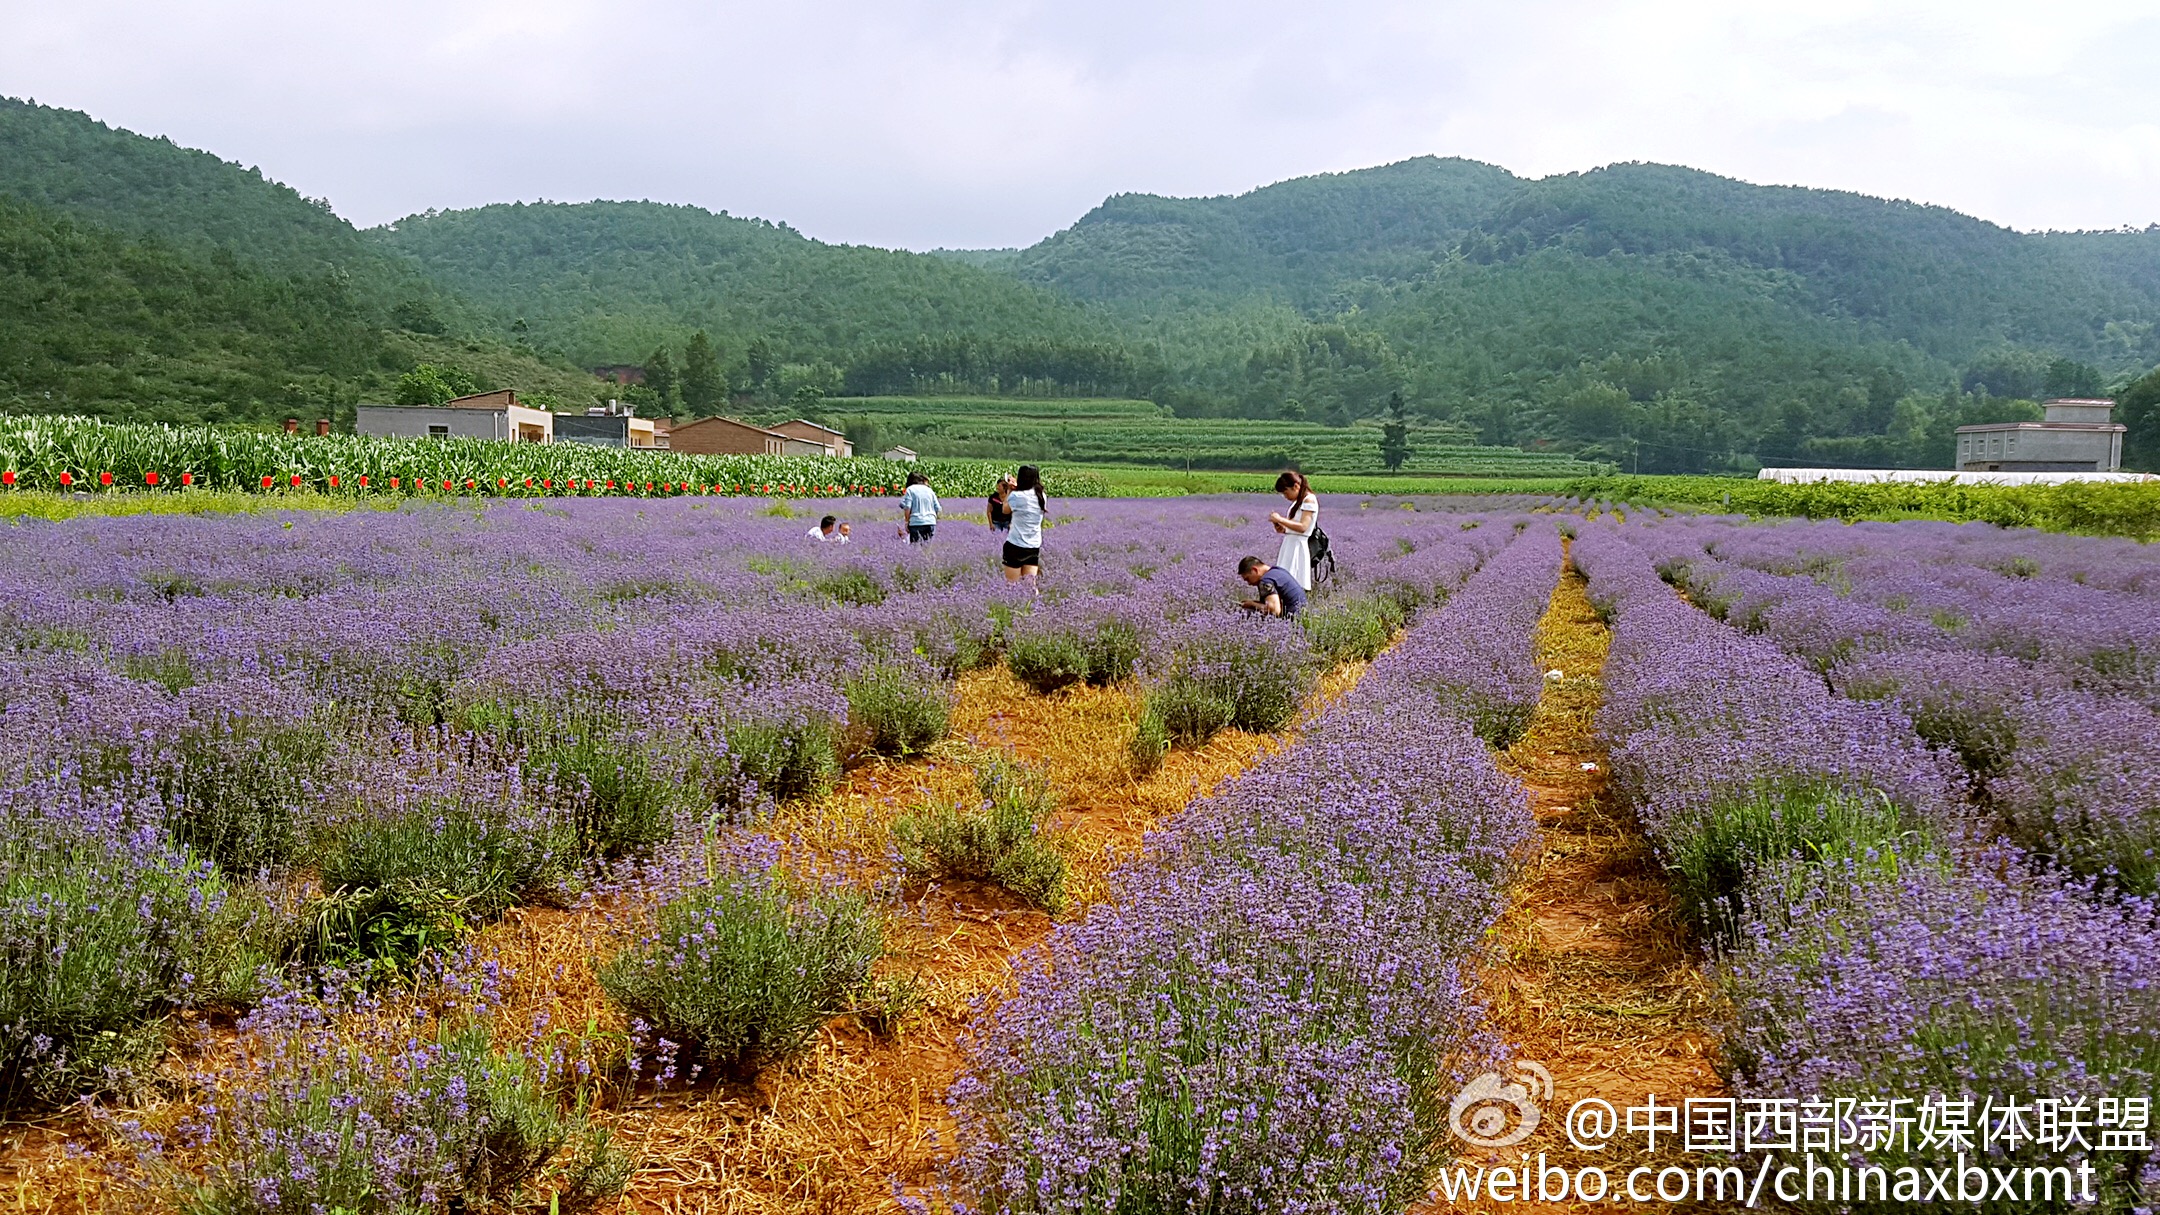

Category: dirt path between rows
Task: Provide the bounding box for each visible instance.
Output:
[582,658,1385,1215]
[1424,544,1728,1214]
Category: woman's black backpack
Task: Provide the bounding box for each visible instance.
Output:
[1307,524,1336,584]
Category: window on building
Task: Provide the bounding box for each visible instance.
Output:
[428,425,450,439]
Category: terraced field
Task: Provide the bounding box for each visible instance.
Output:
[792,396,1608,476]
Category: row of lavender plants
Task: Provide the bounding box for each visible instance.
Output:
[1575,521,2160,1211]
[942,523,1558,1214]
[1626,516,2160,893]
[0,498,1516,1189]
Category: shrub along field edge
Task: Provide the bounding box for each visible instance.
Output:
[1571,473,2160,539]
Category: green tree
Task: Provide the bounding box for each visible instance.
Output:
[744,337,776,395]
[389,299,447,335]
[393,363,477,406]
[789,384,825,413]
[2120,367,2160,472]
[843,419,879,456]
[681,332,725,416]
[643,345,679,413]
[1379,390,1412,471]
[2045,357,2103,399]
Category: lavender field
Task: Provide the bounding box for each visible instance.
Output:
[2,493,2156,1213]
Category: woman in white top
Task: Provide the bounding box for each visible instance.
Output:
[1002,465,1047,588]
[1268,469,1319,590]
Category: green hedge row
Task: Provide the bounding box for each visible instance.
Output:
[1570,474,2160,540]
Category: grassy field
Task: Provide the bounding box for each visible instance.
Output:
[1070,464,1580,498]
[791,396,1608,477]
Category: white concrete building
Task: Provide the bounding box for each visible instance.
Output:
[1955,398,2126,473]
[357,390,553,443]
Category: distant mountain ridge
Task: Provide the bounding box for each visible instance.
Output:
[1010,157,1521,305]
[1007,156,2160,371]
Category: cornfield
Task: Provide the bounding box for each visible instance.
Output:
[0,416,1106,498]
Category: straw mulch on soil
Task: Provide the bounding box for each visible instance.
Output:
[1421,542,1729,1215]
[3,658,1373,1215]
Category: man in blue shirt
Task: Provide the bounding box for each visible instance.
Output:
[1237,555,1306,618]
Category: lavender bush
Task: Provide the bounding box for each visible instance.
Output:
[1990,694,2160,895]
[1298,592,1406,664]
[1832,649,2062,782]
[1141,610,1318,746]
[1126,704,1170,777]
[0,801,282,1106]
[845,659,953,757]
[597,851,883,1080]
[892,753,1068,912]
[1720,856,2160,1212]
[312,799,577,974]
[1005,608,1150,695]
[1409,525,1557,748]
[166,961,594,1215]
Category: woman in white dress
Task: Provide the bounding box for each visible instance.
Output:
[1268,470,1319,590]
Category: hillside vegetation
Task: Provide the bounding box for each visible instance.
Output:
[0,100,598,423]
[6,95,2160,473]
[1001,158,2160,470]
[374,202,1140,387]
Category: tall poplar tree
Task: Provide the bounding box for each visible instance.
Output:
[1379,390,1413,471]
[681,331,725,415]
[643,345,680,412]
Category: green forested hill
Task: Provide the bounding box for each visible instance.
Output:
[0,100,602,421]
[1011,157,1519,306]
[992,160,2160,470]
[0,195,379,418]
[372,201,1141,385]
[0,196,616,422]
[0,98,413,291]
[1445,164,2159,367]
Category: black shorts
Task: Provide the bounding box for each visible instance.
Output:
[908,523,936,543]
[1001,541,1041,569]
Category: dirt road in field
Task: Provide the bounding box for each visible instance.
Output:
[1422,545,1728,1215]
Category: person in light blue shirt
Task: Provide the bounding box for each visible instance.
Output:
[899,472,940,543]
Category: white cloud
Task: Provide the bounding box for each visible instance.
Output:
[1,0,2155,246]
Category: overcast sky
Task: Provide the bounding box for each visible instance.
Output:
[3,0,2156,249]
